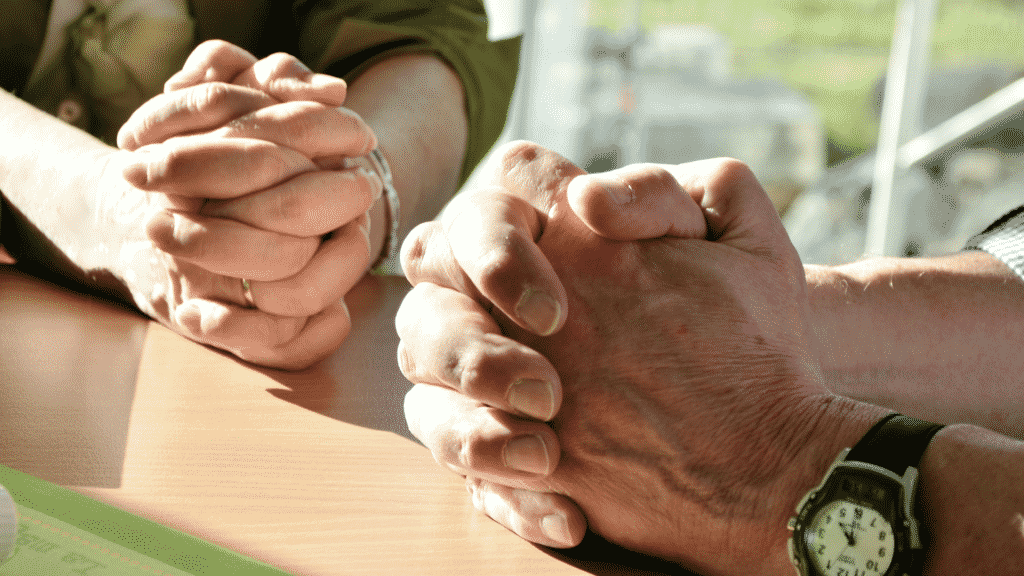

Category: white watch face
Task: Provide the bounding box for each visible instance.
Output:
[805,499,895,576]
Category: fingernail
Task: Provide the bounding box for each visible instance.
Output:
[122,148,157,186]
[508,379,554,421]
[541,513,573,546]
[503,434,550,475]
[590,174,634,205]
[515,288,561,336]
[358,166,383,201]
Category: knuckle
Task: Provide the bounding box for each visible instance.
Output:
[197,39,236,61]
[452,417,490,471]
[452,343,485,394]
[396,341,416,380]
[154,145,185,183]
[708,157,756,185]
[270,291,313,317]
[472,238,522,296]
[244,139,294,185]
[190,81,233,114]
[282,237,319,277]
[263,52,306,77]
[269,184,296,225]
[642,164,678,188]
[496,140,544,174]
[454,339,505,400]
[400,222,441,281]
[246,313,278,346]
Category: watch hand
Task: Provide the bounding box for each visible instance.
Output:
[839,522,856,546]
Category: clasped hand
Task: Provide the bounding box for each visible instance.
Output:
[397,142,860,573]
[103,40,381,369]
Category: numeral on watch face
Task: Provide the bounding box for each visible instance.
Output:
[805,500,895,576]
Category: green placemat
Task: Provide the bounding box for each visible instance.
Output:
[0,466,292,575]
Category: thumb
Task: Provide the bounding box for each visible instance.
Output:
[678,158,791,254]
[566,164,708,241]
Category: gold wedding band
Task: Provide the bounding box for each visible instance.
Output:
[241,278,256,308]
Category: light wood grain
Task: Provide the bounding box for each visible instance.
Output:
[0,267,681,575]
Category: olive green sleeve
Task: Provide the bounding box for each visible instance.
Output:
[294,0,521,186]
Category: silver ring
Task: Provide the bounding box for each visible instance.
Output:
[241,278,256,308]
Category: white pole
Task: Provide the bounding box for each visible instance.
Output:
[864,0,936,256]
[899,76,1024,169]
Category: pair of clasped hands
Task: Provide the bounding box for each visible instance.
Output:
[397,141,874,574]
[107,40,382,369]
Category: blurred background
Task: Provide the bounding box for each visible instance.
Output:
[467,0,1024,265]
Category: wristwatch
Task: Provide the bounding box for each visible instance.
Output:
[787,413,945,576]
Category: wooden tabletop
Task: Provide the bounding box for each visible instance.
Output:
[0,266,683,576]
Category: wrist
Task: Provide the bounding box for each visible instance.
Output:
[677,391,887,576]
[75,149,158,306]
[760,396,892,576]
[344,53,468,243]
[804,257,925,396]
[804,262,867,381]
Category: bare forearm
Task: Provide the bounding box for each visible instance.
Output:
[342,53,468,263]
[0,90,130,296]
[807,251,1024,437]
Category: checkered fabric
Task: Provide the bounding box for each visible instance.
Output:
[964,205,1024,281]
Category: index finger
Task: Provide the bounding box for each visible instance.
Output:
[167,42,347,107]
[402,186,568,337]
[232,52,348,107]
[566,163,709,241]
[118,82,276,150]
[403,140,591,337]
[163,40,259,90]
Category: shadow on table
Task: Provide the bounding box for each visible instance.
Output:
[0,267,147,488]
[544,531,703,576]
[261,274,417,442]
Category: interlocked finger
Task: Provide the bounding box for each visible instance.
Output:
[232,51,348,107]
[396,283,562,421]
[402,186,567,337]
[403,383,561,483]
[401,221,483,302]
[566,163,709,241]
[163,41,348,107]
[174,297,351,370]
[209,101,377,162]
[201,165,380,237]
[163,40,260,91]
[124,136,316,199]
[145,210,319,281]
[244,215,372,316]
[118,82,277,150]
[466,478,586,549]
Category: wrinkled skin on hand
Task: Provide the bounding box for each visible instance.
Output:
[99,41,379,369]
[473,145,837,573]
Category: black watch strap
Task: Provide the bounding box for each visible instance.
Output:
[846,413,946,475]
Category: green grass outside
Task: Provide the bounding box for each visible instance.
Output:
[588,0,1024,165]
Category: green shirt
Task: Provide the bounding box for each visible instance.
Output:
[2,0,519,185]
